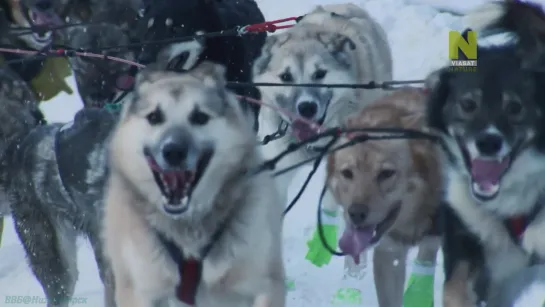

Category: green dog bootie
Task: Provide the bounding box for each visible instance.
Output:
[305,209,337,267]
[403,260,435,307]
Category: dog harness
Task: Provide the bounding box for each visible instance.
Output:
[156,228,224,306]
[503,204,541,243]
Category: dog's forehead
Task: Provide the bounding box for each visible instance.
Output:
[450,69,533,102]
[336,139,402,169]
[136,77,223,111]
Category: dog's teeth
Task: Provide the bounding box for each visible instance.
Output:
[181,196,188,206]
[372,230,377,237]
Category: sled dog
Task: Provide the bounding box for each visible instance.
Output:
[253,2,393,210]
[326,88,442,307]
[427,1,545,306]
[103,62,285,307]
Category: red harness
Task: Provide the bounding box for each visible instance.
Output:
[176,258,202,305]
[505,215,528,241]
[157,233,203,306]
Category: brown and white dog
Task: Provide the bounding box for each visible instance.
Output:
[326,88,442,307]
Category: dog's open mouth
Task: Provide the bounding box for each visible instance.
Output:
[338,202,401,263]
[290,116,325,141]
[115,74,135,91]
[457,138,513,201]
[23,7,61,43]
[144,149,213,215]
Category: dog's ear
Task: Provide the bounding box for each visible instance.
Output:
[191,61,227,87]
[252,35,279,77]
[320,33,356,68]
[425,67,451,132]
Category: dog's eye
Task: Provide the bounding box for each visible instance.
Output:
[189,109,210,126]
[312,69,327,80]
[459,98,478,114]
[279,71,293,83]
[376,169,396,182]
[340,168,353,180]
[505,101,523,116]
[146,107,164,125]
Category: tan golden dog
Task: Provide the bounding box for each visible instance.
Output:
[326,88,442,307]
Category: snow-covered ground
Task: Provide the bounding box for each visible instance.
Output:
[0,0,492,306]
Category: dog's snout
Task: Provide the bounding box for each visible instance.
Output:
[297,101,318,119]
[348,206,368,225]
[162,142,188,166]
[34,0,53,11]
[475,133,503,156]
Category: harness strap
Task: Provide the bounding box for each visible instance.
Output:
[156,225,224,306]
[503,204,541,243]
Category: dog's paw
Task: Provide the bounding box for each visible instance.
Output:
[522,224,545,259]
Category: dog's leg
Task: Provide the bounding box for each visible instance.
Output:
[443,261,476,307]
[88,222,116,307]
[416,236,440,263]
[251,277,286,307]
[13,209,78,307]
[522,208,545,259]
[402,236,440,307]
[373,240,409,307]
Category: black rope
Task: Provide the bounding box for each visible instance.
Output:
[282,136,337,216]
[227,80,425,89]
[260,121,288,145]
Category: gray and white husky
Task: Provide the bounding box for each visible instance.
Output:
[253,3,392,210]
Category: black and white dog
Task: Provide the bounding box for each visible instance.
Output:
[426,1,545,306]
[136,0,267,128]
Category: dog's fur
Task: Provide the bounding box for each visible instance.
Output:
[63,23,136,108]
[486,264,545,307]
[136,0,266,126]
[254,3,392,214]
[326,88,441,307]
[103,62,285,307]
[426,1,545,305]
[0,66,41,246]
[4,102,118,306]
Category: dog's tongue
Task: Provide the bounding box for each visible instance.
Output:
[291,119,317,141]
[116,75,135,90]
[338,224,374,264]
[471,158,509,189]
[162,172,190,201]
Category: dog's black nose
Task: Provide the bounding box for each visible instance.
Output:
[348,206,368,225]
[475,133,504,156]
[297,101,318,119]
[162,142,188,166]
[34,0,53,11]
